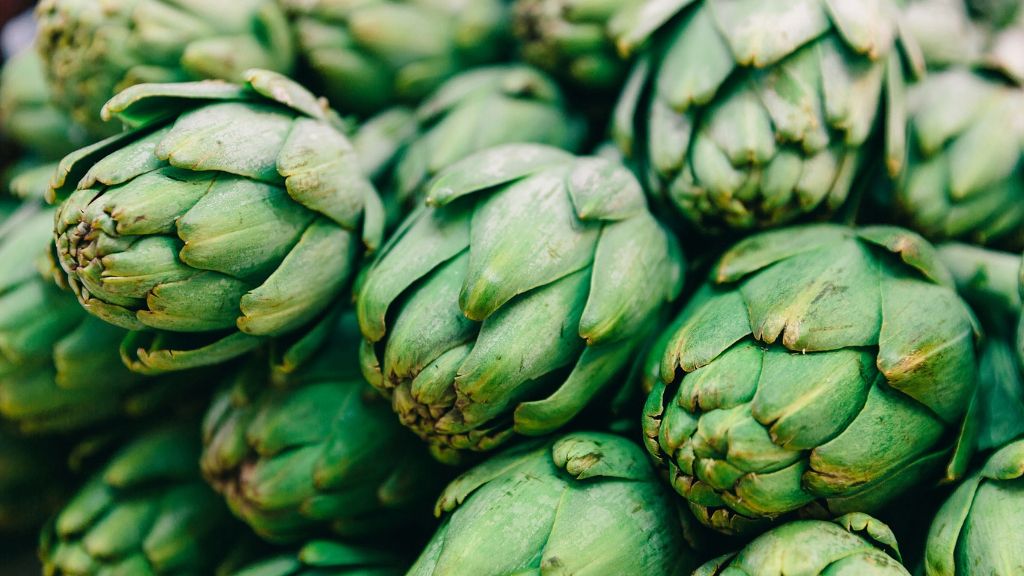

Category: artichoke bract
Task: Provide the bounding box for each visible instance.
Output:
[357,144,684,462]
[924,438,1024,576]
[386,65,586,210]
[49,70,385,375]
[39,425,241,575]
[35,0,295,138]
[407,432,702,576]
[611,0,919,233]
[695,513,910,575]
[281,0,511,115]
[512,0,641,90]
[0,168,185,433]
[228,541,404,576]
[0,429,65,533]
[201,312,443,543]
[643,224,979,535]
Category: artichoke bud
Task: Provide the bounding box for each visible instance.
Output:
[227,540,405,576]
[408,432,702,575]
[610,0,919,234]
[35,0,296,138]
[49,70,385,375]
[696,513,910,575]
[39,424,244,576]
[357,143,685,463]
[644,224,980,536]
[200,312,445,544]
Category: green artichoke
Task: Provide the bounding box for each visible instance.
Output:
[39,424,241,575]
[201,313,442,543]
[50,70,384,375]
[0,48,90,161]
[695,513,910,575]
[386,65,586,210]
[924,438,1024,575]
[281,0,511,115]
[408,432,702,576]
[611,0,919,233]
[512,0,641,90]
[35,0,296,138]
[0,429,65,533]
[357,143,684,462]
[228,541,404,576]
[643,224,979,535]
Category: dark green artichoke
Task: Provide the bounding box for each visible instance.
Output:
[696,513,910,575]
[643,224,979,535]
[386,64,586,209]
[611,0,919,233]
[281,0,511,115]
[0,429,65,533]
[201,312,442,543]
[512,0,641,90]
[50,70,384,375]
[35,0,296,138]
[924,438,1024,575]
[39,424,241,575]
[357,144,684,463]
[228,541,404,576]
[407,432,702,576]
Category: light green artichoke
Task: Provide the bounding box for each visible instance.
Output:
[643,224,979,535]
[200,313,443,543]
[611,0,919,233]
[696,513,910,575]
[386,64,586,210]
[0,429,65,533]
[408,432,702,576]
[512,0,642,90]
[281,0,510,115]
[924,438,1024,575]
[0,48,90,161]
[39,424,241,575]
[50,70,384,375]
[35,0,295,138]
[357,143,684,463]
[228,541,404,576]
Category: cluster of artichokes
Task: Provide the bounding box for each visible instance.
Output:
[0,0,1022,574]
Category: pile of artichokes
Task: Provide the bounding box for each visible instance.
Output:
[0,0,1022,574]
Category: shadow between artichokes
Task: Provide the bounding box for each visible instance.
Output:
[643,224,980,536]
[356,143,685,463]
[48,70,385,376]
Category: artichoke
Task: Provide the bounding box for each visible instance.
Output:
[281,0,511,115]
[512,0,641,90]
[643,224,979,535]
[0,48,89,161]
[35,0,296,138]
[386,65,586,210]
[50,70,384,375]
[924,438,1024,575]
[228,541,404,576]
[39,424,242,575]
[357,143,684,462]
[407,432,702,576]
[611,0,919,233]
[695,513,910,575]
[201,312,443,543]
[0,429,65,533]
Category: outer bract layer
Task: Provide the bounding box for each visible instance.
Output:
[50,70,385,375]
[201,314,443,543]
[281,0,510,115]
[407,432,702,576]
[39,425,240,575]
[925,438,1024,575]
[357,143,684,463]
[35,0,295,137]
[643,224,979,535]
[612,0,918,233]
[695,513,910,575]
